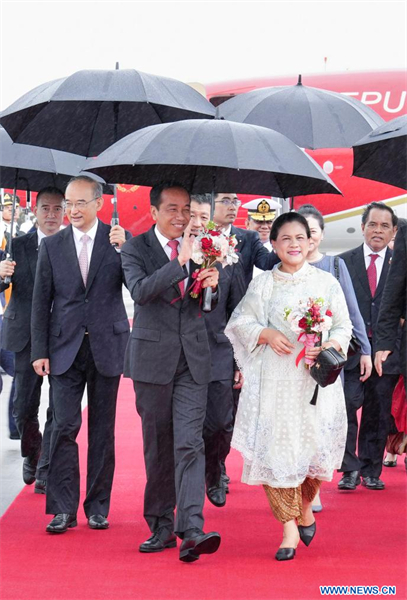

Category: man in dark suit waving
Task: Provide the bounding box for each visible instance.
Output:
[31,176,130,533]
[339,202,400,491]
[121,183,221,563]
[0,187,65,492]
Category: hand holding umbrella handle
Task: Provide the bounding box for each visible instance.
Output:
[3,256,15,285]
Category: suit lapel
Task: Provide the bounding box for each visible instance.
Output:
[86,221,110,293]
[25,231,39,281]
[63,225,86,291]
[145,226,170,270]
[231,225,244,251]
[374,247,392,299]
[353,245,371,298]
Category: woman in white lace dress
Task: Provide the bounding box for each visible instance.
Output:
[225,213,352,561]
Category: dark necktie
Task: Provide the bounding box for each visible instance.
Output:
[367,253,379,297]
[167,240,185,297]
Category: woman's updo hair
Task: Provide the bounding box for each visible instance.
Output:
[297,204,325,231]
[270,212,311,241]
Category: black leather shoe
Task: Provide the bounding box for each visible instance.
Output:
[139,532,177,553]
[206,483,226,507]
[46,514,77,533]
[179,531,221,563]
[361,476,385,490]
[338,471,360,490]
[275,548,296,561]
[298,521,316,547]
[23,456,38,485]
[34,479,46,494]
[88,514,109,529]
[9,431,20,440]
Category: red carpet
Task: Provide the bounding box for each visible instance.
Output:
[1,376,406,600]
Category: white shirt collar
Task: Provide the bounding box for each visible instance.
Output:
[222,225,232,237]
[72,219,99,243]
[37,228,47,246]
[363,242,387,260]
[154,225,183,249]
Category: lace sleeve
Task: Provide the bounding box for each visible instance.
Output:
[225,272,273,372]
[327,278,353,355]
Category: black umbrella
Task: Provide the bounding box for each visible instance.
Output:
[218,75,384,149]
[83,118,341,197]
[352,115,407,190]
[0,69,216,156]
[0,127,112,192]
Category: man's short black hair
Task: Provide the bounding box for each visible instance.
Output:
[150,182,190,208]
[362,202,398,227]
[190,193,211,206]
[36,186,65,204]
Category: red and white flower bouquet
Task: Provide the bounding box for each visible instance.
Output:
[190,221,239,299]
[284,298,333,367]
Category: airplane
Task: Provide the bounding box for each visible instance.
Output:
[3,69,407,252]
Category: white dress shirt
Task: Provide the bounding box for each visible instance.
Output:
[37,228,47,247]
[363,243,387,286]
[72,220,99,262]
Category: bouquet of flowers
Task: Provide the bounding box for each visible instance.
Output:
[190,221,239,299]
[284,298,333,367]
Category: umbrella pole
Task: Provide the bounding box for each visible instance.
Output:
[111,185,119,247]
[4,169,18,284]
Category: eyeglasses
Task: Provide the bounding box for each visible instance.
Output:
[215,199,241,208]
[64,198,99,211]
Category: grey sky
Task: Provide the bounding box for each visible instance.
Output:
[1,1,406,110]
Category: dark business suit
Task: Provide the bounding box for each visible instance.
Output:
[121,226,217,537]
[31,221,129,517]
[231,226,279,288]
[203,258,246,488]
[340,245,401,478]
[0,232,53,477]
[375,221,407,379]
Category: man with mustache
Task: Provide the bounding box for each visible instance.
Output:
[339,202,401,491]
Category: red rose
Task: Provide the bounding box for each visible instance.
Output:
[298,317,308,330]
[201,237,213,250]
[211,231,221,237]
[326,309,332,317]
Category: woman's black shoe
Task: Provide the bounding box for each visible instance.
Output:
[275,548,296,561]
[298,521,316,547]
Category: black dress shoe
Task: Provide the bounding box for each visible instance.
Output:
[88,514,109,529]
[275,548,296,561]
[179,531,221,563]
[361,476,385,490]
[298,521,316,547]
[139,532,177,553]
[34,479,46,494]
[46,514,77,533]
[23,456,38,485]
[206,483,226,507]
[9,431,20,440]
[338,471,361,490]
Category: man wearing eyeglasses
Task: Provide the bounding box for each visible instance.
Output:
[31,175,130,533]
[0,187,65,493]
[212,193,278,289]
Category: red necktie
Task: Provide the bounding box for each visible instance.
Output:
[167,240,185,297]
[367,253,379,297]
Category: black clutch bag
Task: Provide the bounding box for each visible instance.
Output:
[310,347,346,388]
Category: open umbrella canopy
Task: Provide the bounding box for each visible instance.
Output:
[0,127,112,193]
[0,69,216,157]
[217,76,384,149]
[352,115,407,190]
[84,119,341,197]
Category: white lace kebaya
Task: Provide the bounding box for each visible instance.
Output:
[225,262,352,489]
